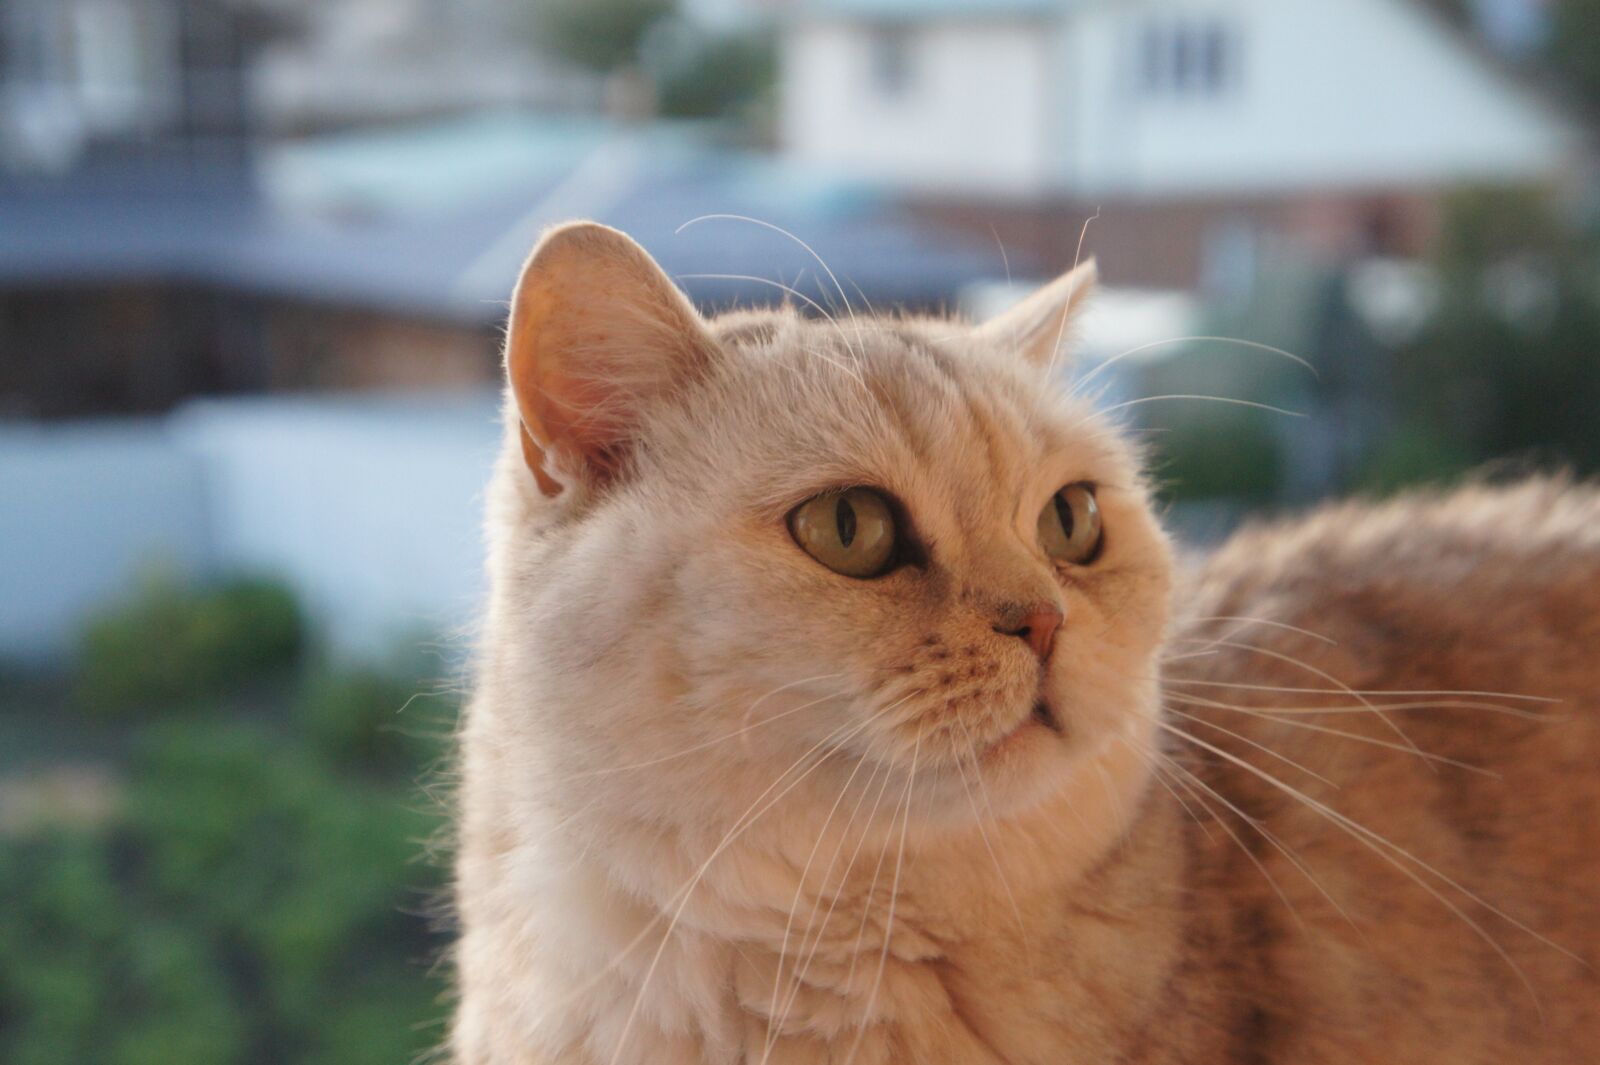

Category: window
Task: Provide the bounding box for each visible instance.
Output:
[868,26,913,99]
[1138,18,1240,99]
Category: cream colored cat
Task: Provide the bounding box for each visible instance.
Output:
[451,221,1600,1065]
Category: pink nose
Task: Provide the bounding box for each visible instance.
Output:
[996,603,1064,662]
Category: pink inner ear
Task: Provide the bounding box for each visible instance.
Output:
[524,361,637,491]
[506,223,719,496]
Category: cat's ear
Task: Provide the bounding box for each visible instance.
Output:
[972,260,1097,369]
[506,221,720,496]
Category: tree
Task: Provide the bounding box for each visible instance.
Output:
[1549,0,1600,118]
[531,0,675,72]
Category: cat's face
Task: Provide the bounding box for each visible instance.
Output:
[488,223,1171,836]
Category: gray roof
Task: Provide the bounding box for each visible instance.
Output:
[0,115,1013,325]
[794,0,1064,20]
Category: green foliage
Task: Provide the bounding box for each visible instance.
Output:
[1549,0,1600,119]
[76,574,302,717]
[531,0,674,72]
[5,576,454,1065]
[295,662,453,774]
[1150,412,1284,503]
[0,721,447,1065]
[1355,422,1479,496]
[1379,188,1600,485]
[656,31,776,119]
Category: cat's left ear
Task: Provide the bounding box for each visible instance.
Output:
[972,259,1097,370]
[506,221,721,497]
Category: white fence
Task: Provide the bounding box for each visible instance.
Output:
[0,393,504,664]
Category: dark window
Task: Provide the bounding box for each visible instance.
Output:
[1138,18,1239,99]
[868,26,913,99]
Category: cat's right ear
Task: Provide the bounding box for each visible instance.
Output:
[972,259,1097,371]
[505,221,720,497]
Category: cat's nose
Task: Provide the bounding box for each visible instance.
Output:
[994,602,1064,662]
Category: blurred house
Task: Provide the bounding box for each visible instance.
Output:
[0,393,504,661]
[778,0,1583,288]
[0,0,597,172]
[0,110,1005,418]
[251,0,598,133]
[0,0,287,172]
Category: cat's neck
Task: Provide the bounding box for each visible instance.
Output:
[507,733,1188,1063]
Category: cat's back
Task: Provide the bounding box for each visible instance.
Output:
[1163,478,1600,1063]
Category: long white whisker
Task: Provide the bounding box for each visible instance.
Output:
[1100,394,1307,419]
[675,213,867,363]
[604,710,883,1064]
[1168,636,1429,767]
[1163,726,1575,1013]
[1166,692,1499,777]
[952,722,1029,949]
[771,756,898,1049]
[759,746,875,1063]
[1161,710,1339,789]
[844,730,920,1065]
[1073,335,1318,397]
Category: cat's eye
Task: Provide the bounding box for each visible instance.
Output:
[790,488,898,579]
[1039,484,1103,565]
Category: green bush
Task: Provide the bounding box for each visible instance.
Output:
[76,575,302,716]
[1148,411,1284,503]
[1383,188,1600,487]
[295,664,453,775]
[0,720,447,1065]
[657,32,776,119]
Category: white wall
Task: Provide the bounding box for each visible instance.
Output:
[171,395,502,660]
[781,18,1056,197]
[0,395,504,664]
[1071,0,1573,197]
[781,0,1575,199]
[0,420,211,662]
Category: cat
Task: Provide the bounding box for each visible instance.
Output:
[450,221,1600,1064]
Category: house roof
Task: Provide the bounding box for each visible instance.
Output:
[0,114,1011,324]
[797,0,1061,20]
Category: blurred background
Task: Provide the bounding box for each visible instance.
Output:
[1,0,1596,1061]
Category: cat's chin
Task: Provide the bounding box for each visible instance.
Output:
[905,720,1084,826]
[908,692,1159,829]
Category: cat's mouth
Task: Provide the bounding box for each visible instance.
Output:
[979,697,1065,763]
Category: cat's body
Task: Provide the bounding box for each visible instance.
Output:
[451,223,1599,1065]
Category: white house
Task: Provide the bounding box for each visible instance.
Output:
[778,0,1582,284]
[781,0,1574,198]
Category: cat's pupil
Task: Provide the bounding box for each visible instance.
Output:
[837,497,857,547]
[1054,495,1075,539]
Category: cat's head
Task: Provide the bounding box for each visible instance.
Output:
[485,222,1171,834]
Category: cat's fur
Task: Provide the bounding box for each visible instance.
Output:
[451,222,1599,1064]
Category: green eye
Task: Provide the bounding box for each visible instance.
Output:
[1039,484,1103,565]
[790,488,898,579]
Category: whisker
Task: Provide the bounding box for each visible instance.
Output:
[603,707,889,1064]
[1073,335,1318,397]
[1181,614,1339,646]
[1047,208,1101,377]
[677,272,868,385]
[1163,726,1575,1013]
[953,722,1029,949]
[675,213,867,365]
[771,756,898,1049]
[761,745,876,1059]
[1160,711,1339,789]
[1099,394,1307,419]
[845,731,920,1065]
[1166,692,1500,777]
[540,675,849,784]
[1168,636,1431,768]
[1143,745,1312,928]
[1164,677,1557,716]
